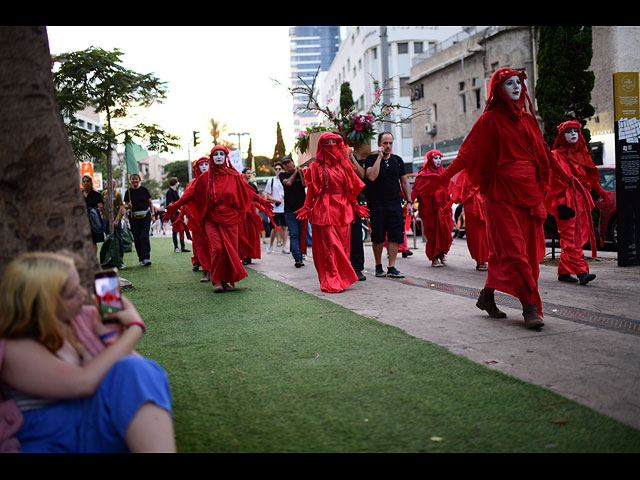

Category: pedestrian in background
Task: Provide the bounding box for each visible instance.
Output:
[264,162,289,254]
[546,120,611,285]
[411,150,454,267]
[279,156,307,268]
[81,174,104,256]
[102,179,126,268]
[364,132,411,279]
[165,177,190,254]
[124,173,154,267]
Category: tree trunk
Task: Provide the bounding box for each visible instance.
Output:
[0,26,98,286]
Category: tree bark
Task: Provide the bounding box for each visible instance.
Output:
[0,26,98,286]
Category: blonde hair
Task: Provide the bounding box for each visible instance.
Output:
[0,252,75,353]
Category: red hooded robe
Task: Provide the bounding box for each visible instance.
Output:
[438,67,551,314]
[296,132,368,293]
[181,156,211,273]
[546,120,608,275]
[449,168,488,266]
[165,146,272,287]
[411,150,454,261]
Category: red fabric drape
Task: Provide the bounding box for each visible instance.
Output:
[411,150,453,260]
[164,147,272,285]
[546,120,605,271]
[297,132,366,292]
[436,68,550,314]
[449,169,488,264]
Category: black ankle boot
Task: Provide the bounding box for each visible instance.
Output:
[522,304,544,329]
[578,272,596,285]
[558,274,578,283]
[476,289,507,318]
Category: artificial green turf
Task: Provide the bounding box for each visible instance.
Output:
[120,237,640,452]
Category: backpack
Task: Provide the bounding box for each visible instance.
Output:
[88,207,104,235]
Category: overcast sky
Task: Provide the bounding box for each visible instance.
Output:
[46,25,296,161]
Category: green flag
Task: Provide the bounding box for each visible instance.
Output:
[124,140,147,175]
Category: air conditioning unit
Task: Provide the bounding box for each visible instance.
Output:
[425,123,437,135]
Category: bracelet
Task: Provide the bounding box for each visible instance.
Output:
[127,320,146,333]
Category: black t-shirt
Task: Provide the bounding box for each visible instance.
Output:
[165,187,180,207]
[279,171,306,213]
[84,190,103,209]
[364,153,406,203]
[124,186,151,212]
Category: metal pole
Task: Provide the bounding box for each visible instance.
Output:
[379,26,391,133]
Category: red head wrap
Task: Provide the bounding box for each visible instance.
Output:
[422,149,445,174]
[485,67,534,119]
[552,119,599,177]
[192,156,210,179]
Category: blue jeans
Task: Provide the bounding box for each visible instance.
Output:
[285,212,304,262]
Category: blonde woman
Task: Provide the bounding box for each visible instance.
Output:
[0,252,175,453]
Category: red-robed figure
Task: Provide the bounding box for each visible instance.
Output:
[448,168,488,271]
[546,120,610,285]
[164,146,274,293]
[181,156,212,282]
[238,171,264,265]
[411,149,454,267]
[421,67,551,329]
[295,132,369,293]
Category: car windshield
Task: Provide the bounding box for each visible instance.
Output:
[599,169,616,192]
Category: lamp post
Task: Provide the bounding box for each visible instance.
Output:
[229,132,250,161]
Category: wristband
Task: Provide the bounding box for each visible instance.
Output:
[127,320,146,333]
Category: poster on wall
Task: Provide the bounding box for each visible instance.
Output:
[613,72,640,266]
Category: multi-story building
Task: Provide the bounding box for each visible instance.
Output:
[409,26,640,169]
[318,26,466,166]
[289,26,341,133]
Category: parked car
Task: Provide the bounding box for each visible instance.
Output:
[593,165,617,249]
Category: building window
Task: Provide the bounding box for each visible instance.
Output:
[398,42,409,54]
[399,77,411,97]
[414,42,423,54]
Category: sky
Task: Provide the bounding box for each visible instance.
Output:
[46,26,296,161]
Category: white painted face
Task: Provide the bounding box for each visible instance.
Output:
[501,75,522,101]
[432,155,442,168]
[212,150,226,165]
[564,127,579,144]
[199,161,209,173]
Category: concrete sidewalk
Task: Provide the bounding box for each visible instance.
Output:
[248,234,640,430]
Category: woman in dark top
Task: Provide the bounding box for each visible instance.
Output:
[124,174,155,266]
[82,175,104,255]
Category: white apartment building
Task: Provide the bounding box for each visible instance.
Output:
[317,26,465,165]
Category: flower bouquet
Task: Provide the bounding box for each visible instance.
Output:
[293,125,328,154]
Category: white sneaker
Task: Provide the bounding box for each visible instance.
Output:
[266,245,273,254]
[282,247,290,254]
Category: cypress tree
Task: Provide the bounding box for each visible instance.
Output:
[272,122,286,162]
[535,26,596,146]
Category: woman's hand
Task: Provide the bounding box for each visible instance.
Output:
[103,295,145,331]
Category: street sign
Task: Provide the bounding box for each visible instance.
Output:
[613,72,640,266]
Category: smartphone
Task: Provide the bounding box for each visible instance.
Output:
[94,268,123,322]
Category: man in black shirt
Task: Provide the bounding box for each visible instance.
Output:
[279,156,307,268]
[364,132,411,278]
